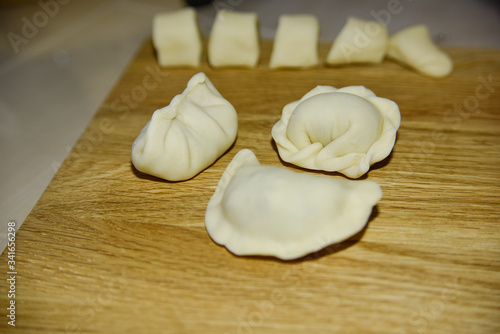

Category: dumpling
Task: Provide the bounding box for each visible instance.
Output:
[271,85,400,178]
[131,72,238,181]
[326,17,388,65]
[269,14,320,69]
[205,149,382,260]
[152,8,202,67]
[387,25,453,78]
[208,10,260,68]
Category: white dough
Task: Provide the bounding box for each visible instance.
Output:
[131,72,237,181]
[205,149,382,260]
[152,8,202,67]
[269,14,320,69]
[272,85,401,178]
[327,17,388,65]
[208,10,260,68]
[387,25,453,78]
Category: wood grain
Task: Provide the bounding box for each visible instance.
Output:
[1,40,499,334]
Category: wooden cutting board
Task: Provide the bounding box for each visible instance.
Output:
[1,40,499,334]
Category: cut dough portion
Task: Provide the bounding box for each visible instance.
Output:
[208,10,260,67]
[387,25,453,78]
[205,149,382,260]
[152,7,202,67]
[327,17,388,65]
[272,85,401,178]
[269,14,320,69]
[131,72,238,181]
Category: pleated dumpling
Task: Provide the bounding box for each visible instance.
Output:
[131,72,238,181]
[205,149,382,260]
[271,85,400,178]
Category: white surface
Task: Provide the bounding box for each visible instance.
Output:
[0,0,499,253]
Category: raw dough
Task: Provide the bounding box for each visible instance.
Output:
[131,72,238,181]
[327,17,388,65]
[272,85,401,178]
[208,10,260,67]
[269,14,320,69]
[387,25,453,78]
[205,149,382,260]
[152,7,202,67]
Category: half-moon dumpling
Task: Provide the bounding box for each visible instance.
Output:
[131,72,238,181]
[205,149,382,260]
[271,85,400,178]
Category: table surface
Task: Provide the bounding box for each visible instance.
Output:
[2,0,500,255]
[0,39,499,333]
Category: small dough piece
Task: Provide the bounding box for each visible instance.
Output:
[387,25,453,78]
[131,72,238,181]
[208,10,260,68]
[152,8,202,67]
[327,17,388,65]
[272,85,401,178]
[270,14,320,69]
[205,149,382,260]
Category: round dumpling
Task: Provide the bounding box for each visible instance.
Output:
[271,85,400,178]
